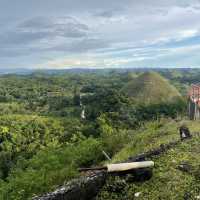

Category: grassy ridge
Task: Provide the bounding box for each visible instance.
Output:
[111,119,180,163]
[97,120,200,200]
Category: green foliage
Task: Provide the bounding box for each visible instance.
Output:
[0,70,190,199]
[134,98,187,121]
[83,88,129,120]
[97,114,132,157]
[112,119,180,162]
[0,137,103,200]
[0,115,83,180]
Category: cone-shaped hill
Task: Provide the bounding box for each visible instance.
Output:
[122,72,182,104]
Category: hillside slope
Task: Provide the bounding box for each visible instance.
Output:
[97,120,200,200]
[122,72,182,104]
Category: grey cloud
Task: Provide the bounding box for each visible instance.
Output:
[0,31,48,45]
[0,0,132,16]
[94,10,115,18]
[19,16,89,34]
[0,0,199,20]
[0,45,44,58]
[50,38,110,53]
[0,16,90,46]
[0,14,109,58]
[0,49,25,58]
[19,17,53,29]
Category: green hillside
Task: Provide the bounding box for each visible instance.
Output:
[122,72,182,104]
[97,119,200,200]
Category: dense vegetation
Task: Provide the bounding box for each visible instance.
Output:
[0,69,195,199]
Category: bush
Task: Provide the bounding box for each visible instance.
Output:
[0,137,103,200]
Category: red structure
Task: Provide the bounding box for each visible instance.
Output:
[188,84,200,119]
[188,84,200,104]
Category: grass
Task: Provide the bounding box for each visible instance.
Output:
[111,119,180,162]
[97,119,200,200]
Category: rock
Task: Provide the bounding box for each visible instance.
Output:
[33,171,107,200]
[179,126,192,140]
[184,192,192,200]
[172,159,176,163]
[105,178,126,193]
[134,192,141,197]
[177,162,193,173]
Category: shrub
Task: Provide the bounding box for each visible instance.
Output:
[0,137,103,200]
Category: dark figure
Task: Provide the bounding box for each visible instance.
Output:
[179,125,192,140]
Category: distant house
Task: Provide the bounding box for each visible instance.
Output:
[188,84,200,120]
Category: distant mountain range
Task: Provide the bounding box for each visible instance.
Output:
[0,67,198,75]
[0,68,35,75]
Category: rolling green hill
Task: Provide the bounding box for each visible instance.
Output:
[122,72,182,104]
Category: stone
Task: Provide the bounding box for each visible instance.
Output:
[134,192,141,197]
[177,162,193,173]
[179,126,192,140]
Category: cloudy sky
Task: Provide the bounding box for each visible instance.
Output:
[1,0,200,69]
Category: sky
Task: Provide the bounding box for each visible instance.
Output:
[1,0,200,69]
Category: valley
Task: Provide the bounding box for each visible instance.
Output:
[0,68,199,199]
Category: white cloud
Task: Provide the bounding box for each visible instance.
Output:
[39,54,143,69]
[178,29,198,39]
